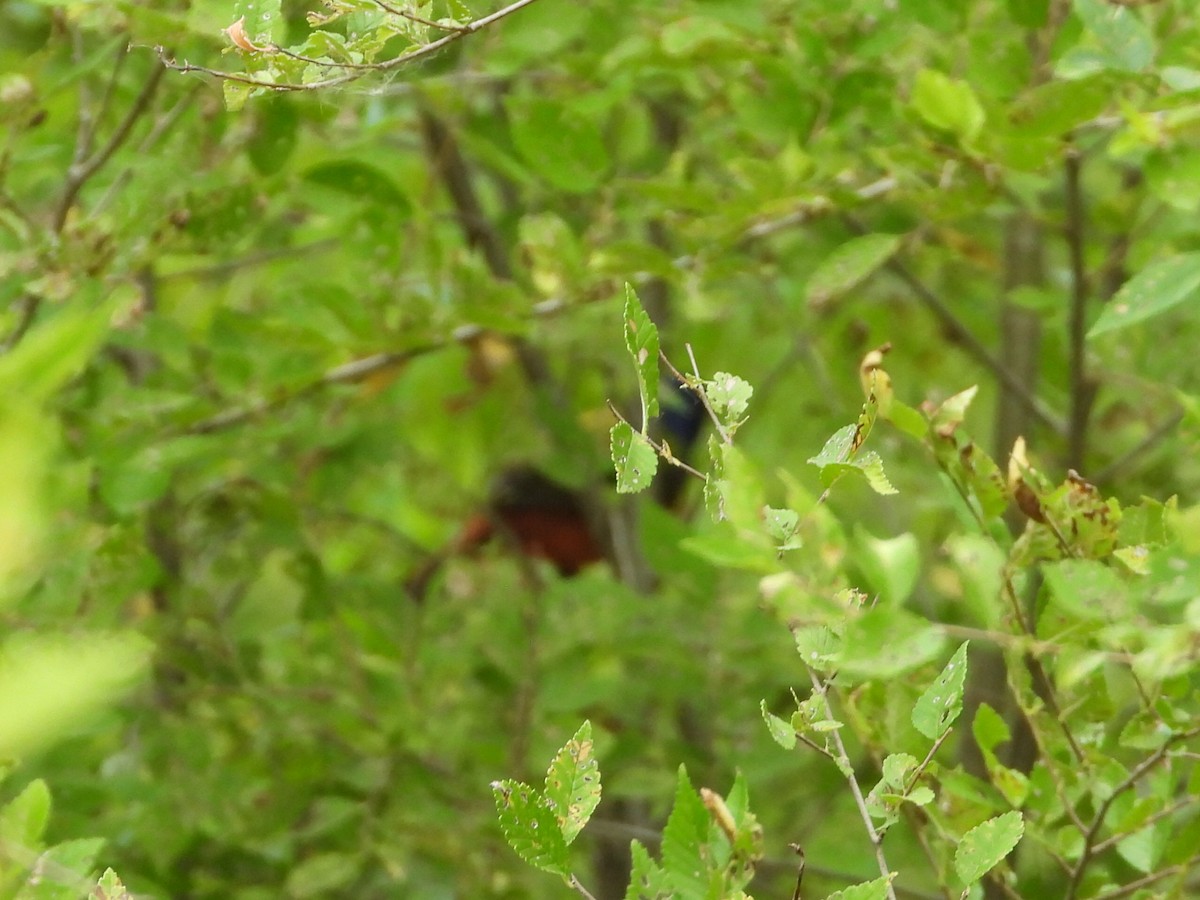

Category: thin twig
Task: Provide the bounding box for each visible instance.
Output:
[1092,410,1183,484]
[566,875,599,900]
[1063,144,1092,470]
[371,0,471,32]
[53,58,165,231]
[607,401,708,481]
[842,215,1066,437]
[1063,725,1200,900]
[807,669,897,900]
[160,0,544,93]
[183,347,435,434]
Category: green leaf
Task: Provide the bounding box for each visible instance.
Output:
[852,528,919,606]
[660,767,710,900]
[955,811,1024,883]
[809,424,859,469]
[285,851,361,897]
[233,0,282,45]
[1070,0,1153,74]
[544,721,601,845]
[0,779,51,848]
[806,234,902,308]
[94,870,129,900]
[1088,253,1200,338]
[622,284,661,427]
[611,421,659,494]
[823,873,895,900]
[1043,559,1125,621]
[838,608,947,683]
[911,69,986,143]
[761,700,797,750]
[303,159,410,213]
[0,295,113,404]
[625,840,672,900]
[705,372,753,428]
[247,98,298,175]
[912,642,970,739]
[0,635,151,759]
[508,97,609,193]
[492,780,571,878]
[881,753,918,790]
[24,838,106,899]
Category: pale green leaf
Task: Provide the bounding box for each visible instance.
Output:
[761,701,797,750]
[1071,0,1153,74]
[622,283,660,426]
[1088,253,1200,338]
[705,371,752,426]
[955,811,1024,883]
[823,873,895,900]
[911,69,985,142]
[611,422,659,494]
[806,234,902,308]
[544,721,601,845]
[0,295,112,404]
[912,642,970,739]
[0,635,151,759]
[854,452,898,496]
[0,779,51,848]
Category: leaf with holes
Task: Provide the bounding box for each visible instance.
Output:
[544,720,600,845]
[761,700,797,750]
[625,840,672,900]
[492,780,571,878]
[955,811,1024,883]
[1088,253,1200,338]
[622,284,661,429]
[912,642,970,739]
[824,873,896,900]
[705,371,753,430]
[611,421,659,494]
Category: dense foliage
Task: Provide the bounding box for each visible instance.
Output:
[3,0,1200,898]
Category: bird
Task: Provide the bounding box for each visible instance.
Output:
[406,376,706,598]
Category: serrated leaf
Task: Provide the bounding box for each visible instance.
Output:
[544,721,600,845]
[854,452,898,496]
[625,840,672,900]
[912,642,970,739]
[660,767,709,900]
[0,779,50,848]
[809,423,859,468]
[24,837,106,898]
[622,284,660,427]
[824,873,895,900]
[1088,253,1200,338]
[955,811,1024,883]
[911,69,985,143]
[611,422,659,494]
[907,785,935,806]
[761,701,797,750]
[806,234,902,308]
[492,780,571,878]
[881,753,918,789]
[233,0,282,44]
[705,371,752,427]
[94,869,130,899]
